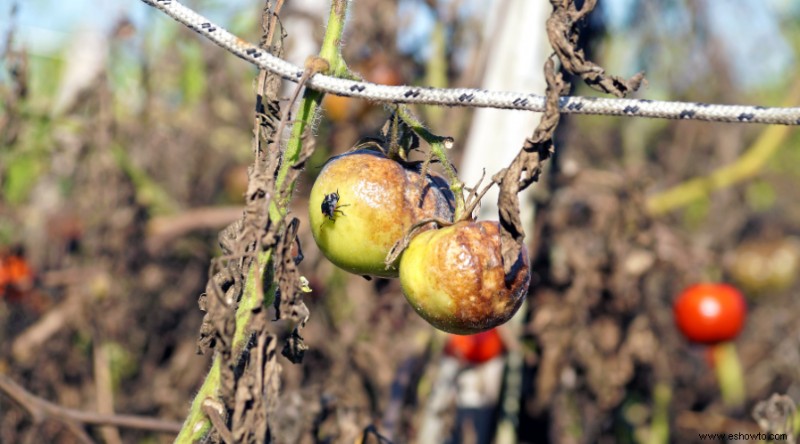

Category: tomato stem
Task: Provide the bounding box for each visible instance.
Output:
[647,382,671,444]
[176,358,221,442]
[175,1,351,441]
[645,83,800,216]
[274,0,351,213]
[711,341,745,409]
[395,107,466,219]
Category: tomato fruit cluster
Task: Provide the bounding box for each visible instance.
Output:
[309,148,531,334]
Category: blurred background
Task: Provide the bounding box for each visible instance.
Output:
[2,0,800,442]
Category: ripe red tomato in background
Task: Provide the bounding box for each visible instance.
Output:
[673,283,747,344]
[0,253,34,301]
[444,328,506,364]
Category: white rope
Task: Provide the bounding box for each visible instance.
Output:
[141,0,800,126]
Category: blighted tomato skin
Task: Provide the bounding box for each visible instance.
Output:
[729,237,800,293]
[399,221,530,334]
[309,150,455,277]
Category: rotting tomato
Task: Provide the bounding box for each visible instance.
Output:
[729,237,800,293]
[673,283,747,344]
[444,328,506,364]
[309,149,454,278]
[399,220,530,334]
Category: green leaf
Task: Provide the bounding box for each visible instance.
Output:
[180,42,207,105]
[4,153,42,204]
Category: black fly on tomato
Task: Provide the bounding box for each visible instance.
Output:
[320,190,349,227]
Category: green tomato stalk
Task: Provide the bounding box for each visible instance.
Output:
[647,382,671,444]
[174,1,350,442]
[709,341,746,409]
[394,107,466,220]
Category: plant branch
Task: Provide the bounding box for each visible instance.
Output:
[274,0,349,211]
[712,342,745,409]
[0,374,182,434]
[175,1,351,441]
[394,106,466,218]
[646,81,800,215]
[493,0,644,274]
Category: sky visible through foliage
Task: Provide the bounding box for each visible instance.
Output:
[4,0,797,91]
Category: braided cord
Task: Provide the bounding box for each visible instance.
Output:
[142,0,800,126]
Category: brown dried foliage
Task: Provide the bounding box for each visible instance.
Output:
[495,0,645,276]
[197,2,321,440]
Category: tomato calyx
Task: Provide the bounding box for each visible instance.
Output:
[384,170,496,272]
[384,217,452,268]
[350,113,422,163]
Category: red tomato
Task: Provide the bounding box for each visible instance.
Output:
[0,254,34,301]
[673,283,747,344]
[444,328,506,364]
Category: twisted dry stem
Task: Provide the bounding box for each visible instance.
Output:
[494,57,565,275]
[178,1,350,441]
[494,0,645,275]
[548,0,645,97]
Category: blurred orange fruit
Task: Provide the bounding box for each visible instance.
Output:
[444,328,506,364]
[0,253,34,301]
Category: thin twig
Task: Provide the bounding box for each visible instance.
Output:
[146,205,244,250]
[0,374,182,434]
[263,0,285,47]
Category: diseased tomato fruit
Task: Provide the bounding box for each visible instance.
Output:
[444,328,505,364]
[399,221,530,334]
[729,237,800,293]
[673,283,747,344]
[309,150,454,277]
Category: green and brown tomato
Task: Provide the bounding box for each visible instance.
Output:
[309,150,454,277]
[399,221,530,334]
[728,237,800,293]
